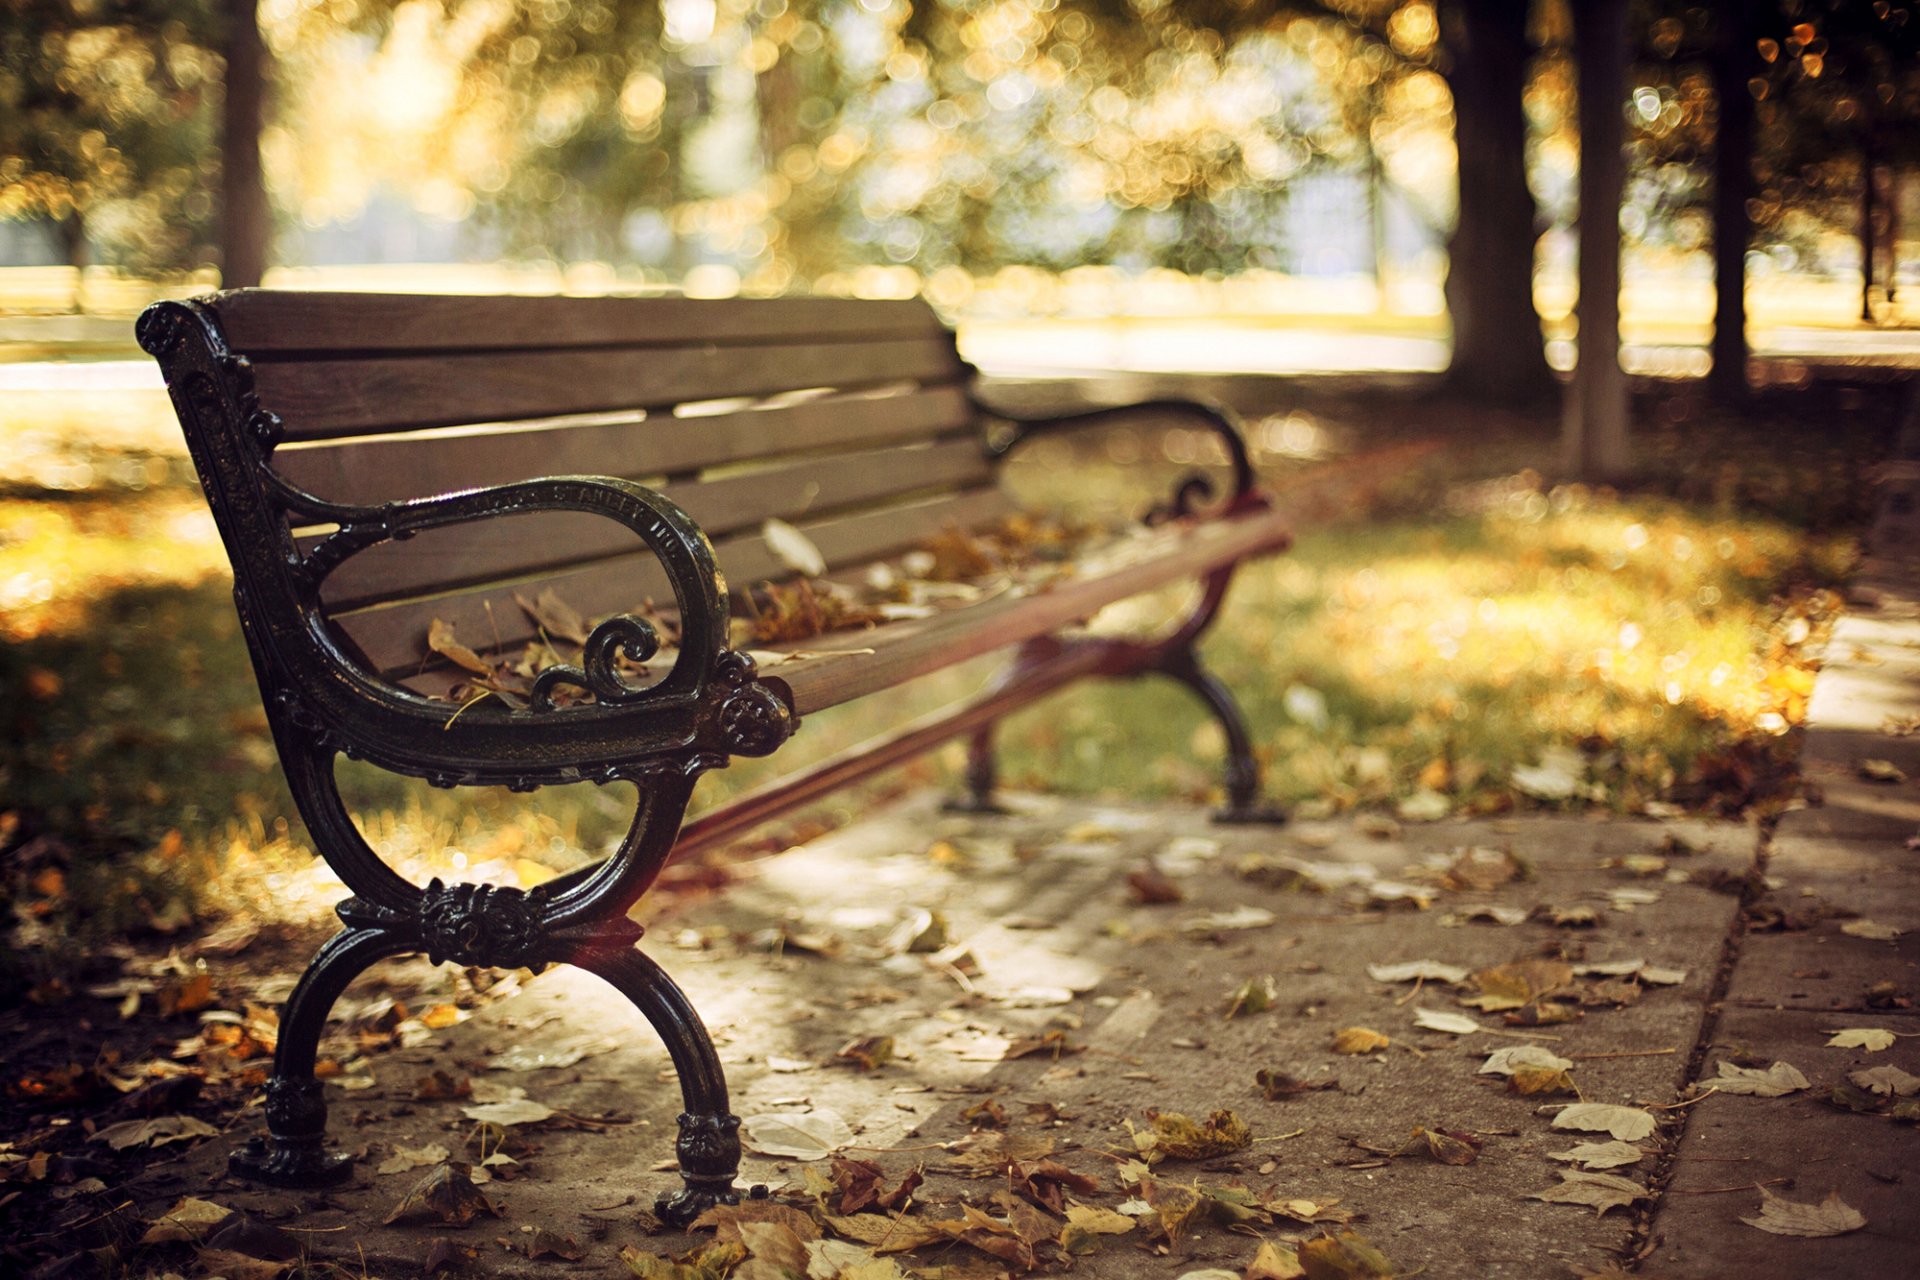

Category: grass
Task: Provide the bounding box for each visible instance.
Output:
[0,367,1893,981]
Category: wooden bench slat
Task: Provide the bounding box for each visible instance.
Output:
[214,291,951,355]
[305,437,995,611]
[254,337,968,440]
[775,504,1294,713]
[330,487,1018,677]
[271,384,978,505]
[387,504,1294,713]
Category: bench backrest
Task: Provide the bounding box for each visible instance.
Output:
[190,290,1008,680]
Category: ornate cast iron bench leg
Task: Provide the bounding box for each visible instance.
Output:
[569,942,760,1223]
[1147,646,1286,825]
[227,758,752,1226]
[231,927,414,1185]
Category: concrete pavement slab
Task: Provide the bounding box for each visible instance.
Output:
[1644,1005,1919,1280]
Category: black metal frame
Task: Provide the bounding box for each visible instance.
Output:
[137,295,1282,1228]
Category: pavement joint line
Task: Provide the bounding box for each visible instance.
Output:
[1624,815,1776,1266]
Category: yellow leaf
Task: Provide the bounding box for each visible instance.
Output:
[1331,1027,1390,1055]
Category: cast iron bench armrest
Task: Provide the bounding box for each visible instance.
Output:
[976,394,1261,518]
[262,469,795,787]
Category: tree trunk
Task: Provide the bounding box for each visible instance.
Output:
[1562,0,1631,480]
[221,0,269,289]
[1861,133,1878,323]
[1437,0,1552,402]
[1709,1,1753,400]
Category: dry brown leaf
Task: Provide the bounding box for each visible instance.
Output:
[1527,1171,1650,1216]
[1246,1240,1306,1280]
[516,587,591,645]
[690,1199,823,1244]
[1132,1108,1253,1163]
[427,619,493,675]
[1740,1186,1866,1237]
[383,1164,499,1227]
[1295,1230,1395,1279]
[824,1212,949,1253]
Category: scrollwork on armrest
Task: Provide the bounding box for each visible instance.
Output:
[975,395,1261,521]
[264,467,730,716]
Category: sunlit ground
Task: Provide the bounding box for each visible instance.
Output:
[0,344,1878,977]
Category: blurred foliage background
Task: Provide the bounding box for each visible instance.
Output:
[0,0,1916,958]
[1,0,1914,318]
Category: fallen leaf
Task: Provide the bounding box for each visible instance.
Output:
[1245,1240,1306,1280]
[1478,1045,1573,1076]
[1295,1229,1395,1278]
[1508,1064,1579,1097]
[1857,758,1906,783]
[1412,1008,1481,1036]
[1840,919,1903,941]
[1528,1170,1651,1216]
[516,587,591,645]
[1366,960,1469,985]
[1132,1109,1252,1162]
[205,1214,302,1261]
[1513,747,1585,801]
[1331,1027,1390,1055]
[139,1196,234,1244]
[486,1034,618,1072]
[157,972,217,1016]
[1825,1028,1896,1052]
[1128,865,1185,904]
[90,1114,219,1150]
[764,518,828,578]
[1740,1186,1866,1237]
[1708,1061,1809,1097]
[193,1248,288,1280]
[1255,1069,1338,1101]
[822,1212,948,1252]
[1848,1064,1920,1097]
[1226,976,1278,1019]
[1396,790,1451,823]
[1442,847,1524,892]
[1064,1203,1135,1236]
[383,1164,499,1226]
[427,619,493,675]
[1008,1158,1098,1214]
[1398,1126,1480,1165]
[835,1036,896,1071]
[511,1226,588,1261]
[1469,959,1574,1007]
[744,1109,855,1160]
[1182,906,1278,932]
[376,1143,450,1175]
[1548,1140,1645,1171]
[802,1156,921,1217]
[620,1241,748,1280]
[1551,1104,1657,1142]
[459,1097,555,1126]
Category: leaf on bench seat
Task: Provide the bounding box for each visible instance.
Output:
[427,619,494,676]
[763,518,827,579]
[515,588,590,646]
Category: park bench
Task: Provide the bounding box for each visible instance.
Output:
[136,289,1292,1224]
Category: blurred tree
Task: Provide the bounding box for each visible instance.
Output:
[1435,0,1554,402]
[222,0,268,287]
[1641,1,1920,395]
[0,0,224,279]
[1563,0,1630,478]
